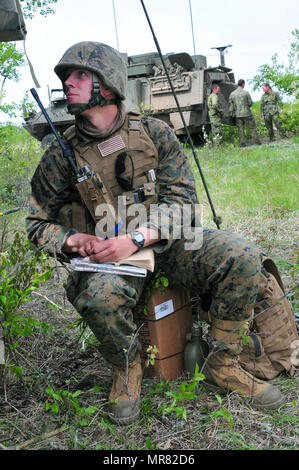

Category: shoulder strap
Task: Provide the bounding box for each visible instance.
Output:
[127,112,142,148]
[63,125,76,142]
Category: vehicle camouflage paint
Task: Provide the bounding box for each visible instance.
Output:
[23,50,237,143]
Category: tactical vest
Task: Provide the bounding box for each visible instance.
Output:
[59,112,159,236]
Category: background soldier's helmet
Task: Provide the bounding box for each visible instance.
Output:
[54,41,127,113]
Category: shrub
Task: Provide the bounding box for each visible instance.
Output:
[0,124,42,208]
[0,231,52,380]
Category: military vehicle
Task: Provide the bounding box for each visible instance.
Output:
[0,0,27,42]
[23,50,236,144]
[125,51,236,142]
[24,88,69,143]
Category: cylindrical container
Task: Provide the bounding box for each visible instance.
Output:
[184,323,209,376]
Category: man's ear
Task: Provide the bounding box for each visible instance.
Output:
[100,84,116,99]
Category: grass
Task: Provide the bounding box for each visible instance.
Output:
[0,125,42,210]
[0,129,298,451]
[187,135,299,223]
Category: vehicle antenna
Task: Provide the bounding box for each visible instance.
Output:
[112,0,120,51]
[189,0,196,56]
[139,0,222,229]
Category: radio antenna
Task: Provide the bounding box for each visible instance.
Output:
[112,0,120,51]
[139,0,222,229]
[189,0,196,56]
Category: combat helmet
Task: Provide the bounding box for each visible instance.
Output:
[54,41,127,114]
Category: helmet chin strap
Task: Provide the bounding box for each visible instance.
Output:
[67,72,118,115]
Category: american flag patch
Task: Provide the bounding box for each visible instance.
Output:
[97,135,126,157]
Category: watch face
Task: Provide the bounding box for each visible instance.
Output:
[135,233,144,243]
[131,231,145,247]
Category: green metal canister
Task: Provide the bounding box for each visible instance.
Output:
[184,323,209,376]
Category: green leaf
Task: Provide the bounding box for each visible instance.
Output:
[215,394,222,405]
[51,402,60,414]
[45,401,50,411]
[84,406,97,415]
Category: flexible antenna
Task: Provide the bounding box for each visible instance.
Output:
[112,0,120,51]
[139,0,222,229]
[189,0,196,56]
[23,38,41,88]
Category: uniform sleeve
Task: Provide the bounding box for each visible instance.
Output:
[276,92,283,109]
[142,118,199,253]
[247,92,253,108]
[260,95,265,115]
[26,142,78,259]
[228,93,235,116]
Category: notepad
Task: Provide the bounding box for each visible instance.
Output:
[70,248,155,278]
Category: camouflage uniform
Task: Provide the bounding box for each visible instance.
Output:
[26,41,287,412]
[261,91,285,140]
[26,116,261,368]
[229,88,260,146]
[207,92,223,145]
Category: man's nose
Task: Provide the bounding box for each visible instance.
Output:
[65,72,76,87]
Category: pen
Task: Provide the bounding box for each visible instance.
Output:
[114,220,124,234]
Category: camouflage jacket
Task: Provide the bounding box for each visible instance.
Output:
[207,92,223,119]
[261,91,283,116]
[228,88,253,118]
[26,116,198,259]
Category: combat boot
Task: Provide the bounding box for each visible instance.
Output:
[203,318,284,409]
[108,354,142,425]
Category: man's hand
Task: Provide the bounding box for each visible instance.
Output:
[63,232,138,262]
[85,235,137,263]
[63,227,160,263]
[63,233,102,257]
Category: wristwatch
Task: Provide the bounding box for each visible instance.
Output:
[130,231,145,251]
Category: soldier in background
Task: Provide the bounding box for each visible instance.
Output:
[260,83,285,141]
[229,79,261,147]
[207,83,223,146]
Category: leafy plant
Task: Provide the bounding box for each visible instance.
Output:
[145,437,157,450]
[20,0,58,19]
[161,363,205,421]
[212,394,234,429]
[249,29,299,100]
[0,43,25,106]
[44,385,98,421]
[0,231,52,379]
[236,324,251,346]
[143,270,169,315]
[138,101,157,118]
[145,345,158,367]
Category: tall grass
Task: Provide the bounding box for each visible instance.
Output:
[187,136,299,228]
[0,125,43,209]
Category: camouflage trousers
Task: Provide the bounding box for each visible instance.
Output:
[66,229,261,367]
[210,117,223,146]
[236,116,260,146]
[264,113,285,140]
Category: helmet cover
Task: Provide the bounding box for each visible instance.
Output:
[54,41,127,105]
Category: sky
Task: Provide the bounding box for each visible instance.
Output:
[1,0,298,123]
